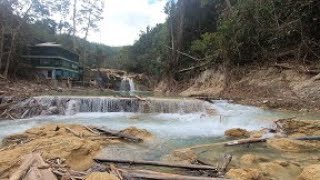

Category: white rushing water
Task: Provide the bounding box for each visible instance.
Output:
[0,99,299,160]
[120,77,136,92]
[0,100,282,140]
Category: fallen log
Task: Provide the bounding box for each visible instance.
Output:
[294,136,320,141]
[224,138,268,146]
[94,158,217,171]
[118,168,226,180]
[93,127,142,142]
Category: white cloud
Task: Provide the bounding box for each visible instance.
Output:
[87,0,167,46]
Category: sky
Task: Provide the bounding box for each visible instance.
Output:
[87,0,168,47]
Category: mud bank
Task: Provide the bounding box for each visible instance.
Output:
[177,66,320,111]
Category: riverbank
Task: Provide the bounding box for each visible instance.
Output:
[169,118,320,180]
[174,64,320,111]
[0,123,151,179]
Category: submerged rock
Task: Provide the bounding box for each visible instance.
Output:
[259,161,301,180]
[86,172,119,180]
[267,138,320,152]
[226,168,263,180]
[164,148,198,164]
[298,164,320,180]
[225,128,249,138]
[240,154,269,166]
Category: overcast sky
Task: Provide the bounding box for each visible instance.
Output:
[87,0,168,47]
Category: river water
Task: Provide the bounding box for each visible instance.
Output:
[0,98,318,161]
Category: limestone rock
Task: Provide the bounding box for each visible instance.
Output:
[120,126,153,141]
[226,168,262,180]
[240,154,269,166]
[259,161,301,180]
[225,128,249,138]
[86,172,119,180]
[163,148,197,164]
[298,164,320,180]
[249,130,264,138]
[267,138,320,152]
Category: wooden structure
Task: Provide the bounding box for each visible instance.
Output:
[23,42,81,80]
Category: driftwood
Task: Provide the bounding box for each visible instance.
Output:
[10,153,56,180]
[294,136,320,141]
[65,127,81,138]
[118,168,226,180]
[217,154,232,174]
[93,127,142,142]
[94,158,217,171]
[84,125,100,135]
[224,137,268,146]
[10,154,36,180]
[0,102,11,110]
[134,95,147,102]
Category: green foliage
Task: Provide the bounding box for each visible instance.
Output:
[118,24,169,76]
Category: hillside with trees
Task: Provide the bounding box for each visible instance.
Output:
[1,0,320,110]
[119,0,320,93]
[0,0,119,79]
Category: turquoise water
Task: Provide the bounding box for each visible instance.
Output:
[0,100,318,160]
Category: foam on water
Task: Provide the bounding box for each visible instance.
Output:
[0,101,279,140]
[0,100,300,159]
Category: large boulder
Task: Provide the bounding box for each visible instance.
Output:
[225,128,249,138]
[298,164,320,180]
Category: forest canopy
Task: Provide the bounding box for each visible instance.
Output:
[0,0,319,82]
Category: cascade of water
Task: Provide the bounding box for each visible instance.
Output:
[119,77,136,92]
[128,78,135,92]
[26,96,212,116]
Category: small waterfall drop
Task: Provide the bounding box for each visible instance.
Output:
[17,96,213,116]
[120,77,136,92]
[128,78,135,91]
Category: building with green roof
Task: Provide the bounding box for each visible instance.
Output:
[23,42,82,80]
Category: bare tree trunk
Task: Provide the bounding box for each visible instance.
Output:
[175,0,185,65]
[72,0,77,50]
[3,31,16,78]
[2,3,32,78]
[0,26,4,69]
[84,12,92,40]
[225,0,232,9]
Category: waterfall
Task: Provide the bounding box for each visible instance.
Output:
[17,96,214,117]
[128,78,135,91]
[120,77,136,92]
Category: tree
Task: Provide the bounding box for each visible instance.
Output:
[78,0,104,40]
[50,0,71,34]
